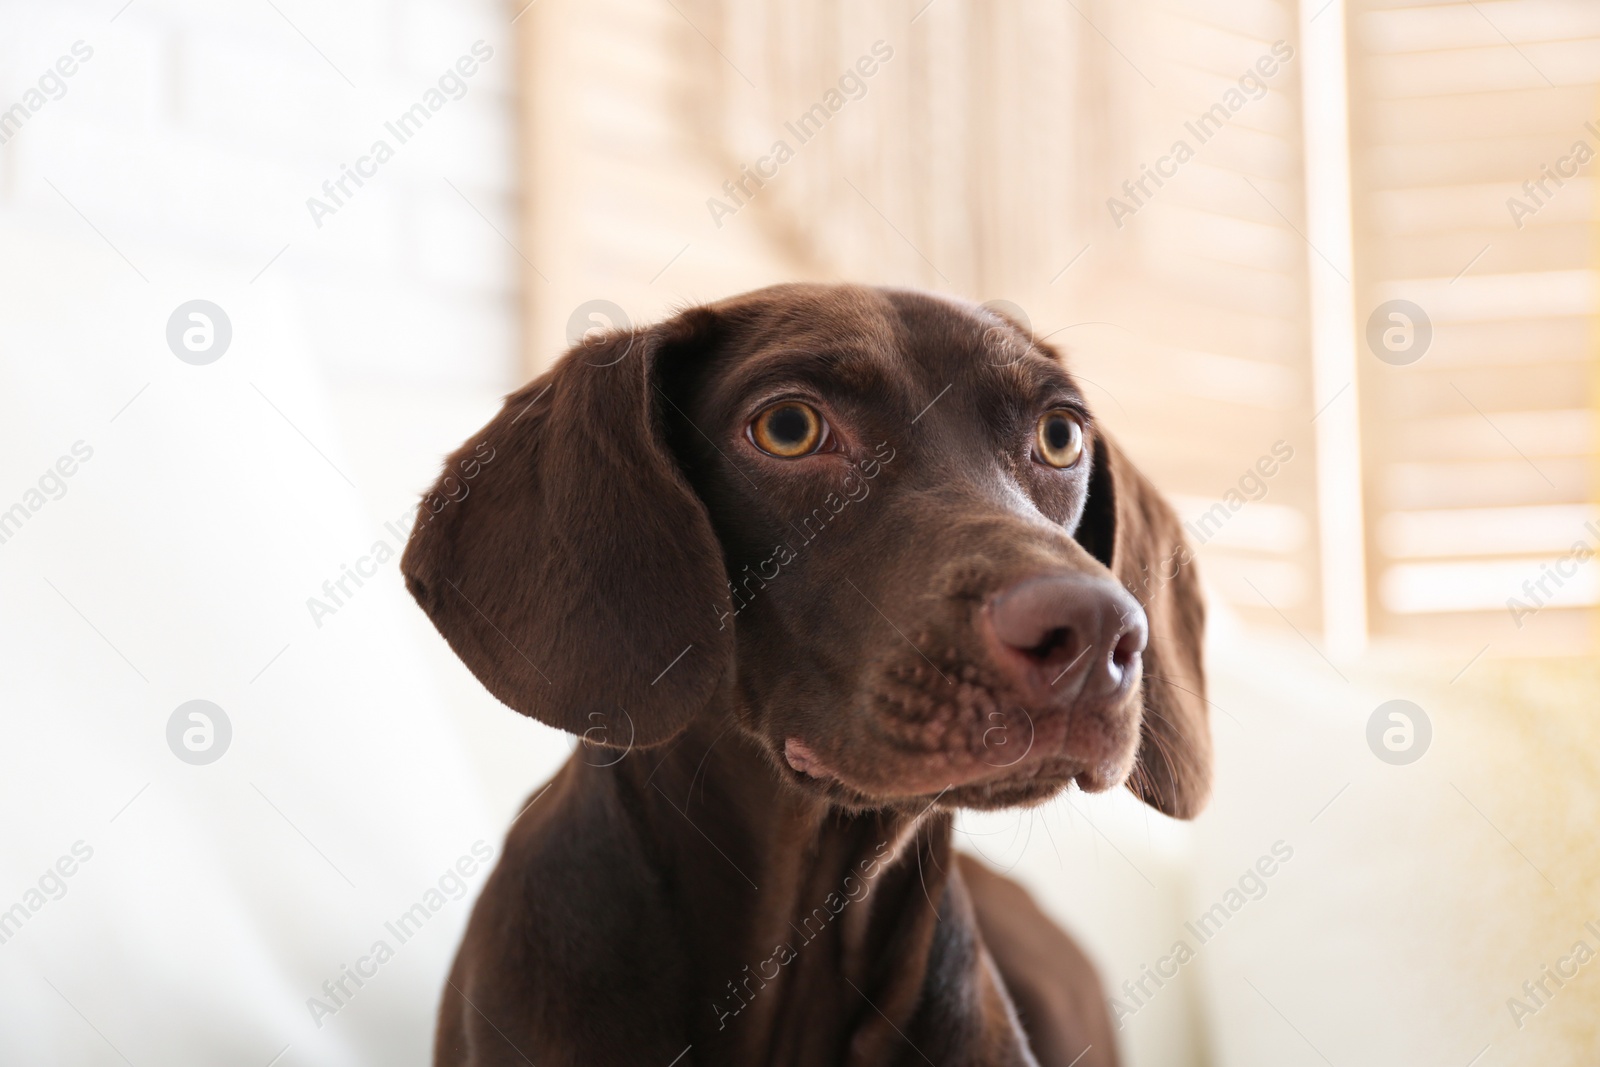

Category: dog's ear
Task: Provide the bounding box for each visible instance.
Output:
[1076,430,1211,818]
[400,310,732,748]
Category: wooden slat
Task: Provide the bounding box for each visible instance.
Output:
[1352,0,1599,646]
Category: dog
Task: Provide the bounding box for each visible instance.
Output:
[401,283,1209,1066]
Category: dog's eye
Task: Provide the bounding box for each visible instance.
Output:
[750,402,826,458]
[1034,410,1084,469]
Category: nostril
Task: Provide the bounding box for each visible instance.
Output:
[1111,628,1142,672]
[988,573,1149,696]
[1024,626,1078,666]
[1104,627,1144,690]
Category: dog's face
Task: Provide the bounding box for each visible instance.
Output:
[667,288,1153,811]
[402,284,1210,818]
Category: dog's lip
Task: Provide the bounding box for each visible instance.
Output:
[782,733,1106,801]
[783,735,992,793]
[784,737,829,778]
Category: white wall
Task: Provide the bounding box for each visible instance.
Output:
[0,2,566,1064]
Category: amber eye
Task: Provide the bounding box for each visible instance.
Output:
[1034,410,1084,468]
[750,402,826,457]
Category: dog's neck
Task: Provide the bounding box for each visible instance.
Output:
[608,718,1034,1066]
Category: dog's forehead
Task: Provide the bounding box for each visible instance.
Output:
[709,283,1065,398]
[881,289,1048,374]
[710,283,904,349]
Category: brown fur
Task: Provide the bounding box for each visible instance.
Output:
[402,283,1209,1065]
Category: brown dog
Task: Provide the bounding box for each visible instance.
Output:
[401,283,1209,1066]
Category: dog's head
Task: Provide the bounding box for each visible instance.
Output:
[401,284,1209,817]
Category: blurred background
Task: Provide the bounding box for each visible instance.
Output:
[1,0,1597,1063]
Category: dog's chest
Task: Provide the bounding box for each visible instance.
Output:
[698,877,1038,1066]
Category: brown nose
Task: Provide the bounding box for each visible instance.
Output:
[985,574,1148,701]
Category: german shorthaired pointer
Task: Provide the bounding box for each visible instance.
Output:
[402,283,1209,1066]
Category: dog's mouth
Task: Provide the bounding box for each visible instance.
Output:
[783,737,832,778]
[764,585,1145,811]
[781,717,1135,812]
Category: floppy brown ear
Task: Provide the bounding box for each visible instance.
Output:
[400,311,733,748]
[1076,431,1211,818]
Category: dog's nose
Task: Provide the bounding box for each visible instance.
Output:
[985,574,1148,699]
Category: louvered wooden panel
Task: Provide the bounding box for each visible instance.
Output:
[671,0,1322,631]
[516,0,1597,652]
[515,0,802,366]
[1350,0,1600,653]
[1075,0,1322,631]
